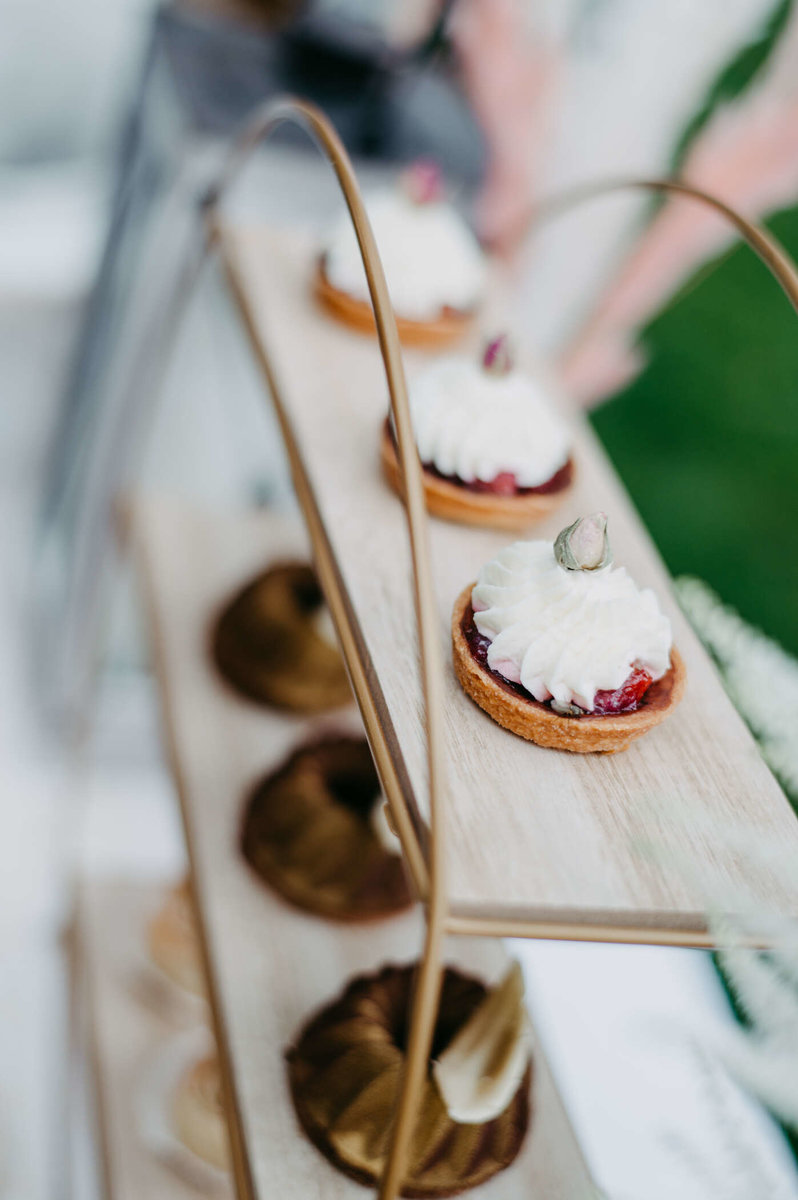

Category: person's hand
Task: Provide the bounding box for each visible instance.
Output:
[452,0,558,255]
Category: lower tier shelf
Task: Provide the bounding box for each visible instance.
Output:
[129,497,596,1199]
[78,877,230,1200]
[130,491,798,945]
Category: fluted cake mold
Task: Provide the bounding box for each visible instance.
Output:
[211,563,351,713]
[286,963,531,1197]
[241,736,413,922]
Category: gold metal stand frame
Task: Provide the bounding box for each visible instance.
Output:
[190,96,798,1200]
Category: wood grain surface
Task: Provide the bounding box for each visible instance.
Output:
[215,226,798,939]
[129,498,596,1200]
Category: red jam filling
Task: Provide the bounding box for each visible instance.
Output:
[425,458,572,496]
[386,421,571,495]
[462,604,653,717]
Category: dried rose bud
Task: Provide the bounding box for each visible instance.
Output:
[401,159,444,205]
[482,334,514,376]
[554,513,612,572]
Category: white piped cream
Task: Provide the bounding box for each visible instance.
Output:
[409,355,571,487]
[323,190,486,321]
[471,540,672,711]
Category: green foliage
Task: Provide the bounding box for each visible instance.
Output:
[713,950,798,1162]
[591,205,798,658]
[671,0,794,174]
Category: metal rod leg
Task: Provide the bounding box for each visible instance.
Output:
[378,921,445,1200]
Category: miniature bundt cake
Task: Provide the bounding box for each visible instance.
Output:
[211,562,351,713]
[241,736,413,922]
[286,963,531,1197]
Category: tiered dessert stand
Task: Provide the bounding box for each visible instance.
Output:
[84,97,798,1200]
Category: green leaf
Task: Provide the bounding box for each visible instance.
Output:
[670,0,794,174]
[590,204,798,659]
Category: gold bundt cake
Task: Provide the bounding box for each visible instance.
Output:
[286,963,531,1197]
[211,563,351,713]
[241,736,413,922]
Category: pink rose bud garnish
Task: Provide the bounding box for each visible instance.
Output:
[554,513,612,572]
[401,159,444,205]
[482,334,514,376]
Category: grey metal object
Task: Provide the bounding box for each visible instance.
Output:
[33,0,485,729]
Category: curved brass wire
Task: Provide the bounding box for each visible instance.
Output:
[206,95,448,887]
[527,176,798,316]
[203,95,448,1200]
[202,103,798,1200]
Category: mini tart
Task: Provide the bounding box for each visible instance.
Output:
[452,585,686,754]
[286,964,531,1198]
[211,562,350,714]
[315,258,474,349]
[147,880,206,998]
[171,1056,230,1172]
[380,420,574,530]
[241,736,413,922]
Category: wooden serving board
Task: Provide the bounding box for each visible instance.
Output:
[129,498,597,1200]
[214,226,798,943]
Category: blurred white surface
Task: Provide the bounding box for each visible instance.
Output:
[518,940,798,1200]
[0,296,82,1200]
[0,165,106,301]
[0,0,151,161]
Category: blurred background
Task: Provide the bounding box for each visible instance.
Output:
[2,1,798,1198]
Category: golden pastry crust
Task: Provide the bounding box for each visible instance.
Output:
[287,964,531,1197]
[452,585,686,754]
[314,259,474,349]
[211,563,351,714]
[172,1056,230,1172]
[381,421,574,530]
[147,881,206,998]
[241,736,413,923]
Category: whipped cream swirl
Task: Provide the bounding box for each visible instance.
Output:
[471,540,672,711]
[409,355,571,487]
[322,190,486,321]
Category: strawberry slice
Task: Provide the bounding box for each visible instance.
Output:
[463,604,655,715]
[469,471,518,496]
[591,667,653,715]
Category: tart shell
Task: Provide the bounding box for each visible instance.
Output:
[314,259,473,349]
[452,585,686,754]
[381,422,574,530]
